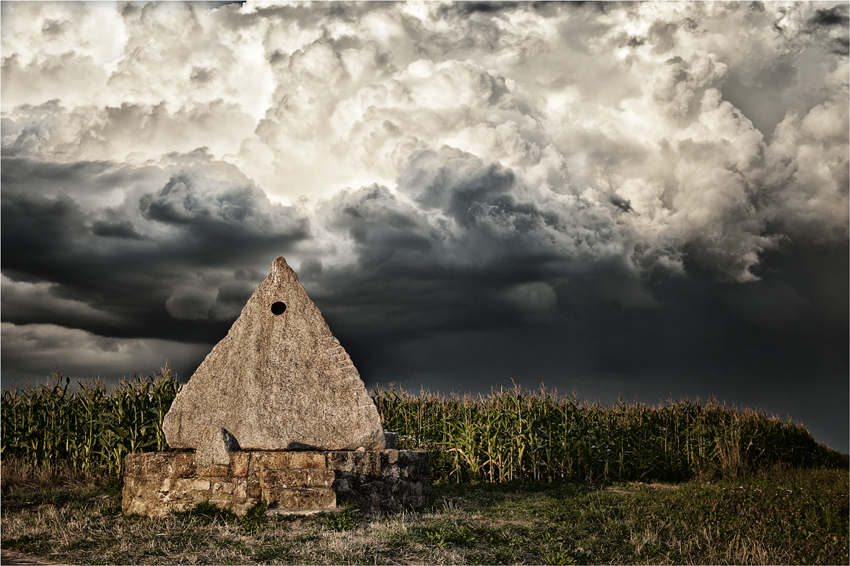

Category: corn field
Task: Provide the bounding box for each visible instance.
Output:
[1,367,179,476]
[2,373,844,482]
[373,385,846,483]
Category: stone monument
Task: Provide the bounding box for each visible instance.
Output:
[122,257,429,517]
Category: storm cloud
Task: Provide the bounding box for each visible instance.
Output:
[2,1,847,450]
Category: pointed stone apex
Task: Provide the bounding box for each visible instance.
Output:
[163,256,385,452]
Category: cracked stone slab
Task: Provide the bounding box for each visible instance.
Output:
[162,256,385,451]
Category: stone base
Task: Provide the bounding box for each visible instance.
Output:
[122,450,430,517]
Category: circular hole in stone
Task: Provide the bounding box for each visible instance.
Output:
[271,301,287,315]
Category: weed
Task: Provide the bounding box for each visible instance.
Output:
[385,526,412,549]
[237,500,268,534]
[323,501,356,531]
[292,532,320,544]
[540,547,581,565]
[424,525,479,547]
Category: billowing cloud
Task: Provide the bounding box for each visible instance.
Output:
[1,152,310,343]
[2,1,847,449]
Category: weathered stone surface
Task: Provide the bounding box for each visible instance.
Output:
[327,449,431,514]
[122,450,429,517]
[231,452,251,477]
[195,427,240,466]
[264,488,336,512]
[162,256,385,452]
[251,451,326,472]
[260,468,336,490]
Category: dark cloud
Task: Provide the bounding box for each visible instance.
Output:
[91,212,147,240]
[400,148,516,220]
[324,241,848,451]
[609,193,633,213]
[2,0,847,454]
[440,2,521,17]
[1,155,310,344]
[310,150,645,349]
[806,5,850,55]
[810,6,849,27]
[301,145,848,449]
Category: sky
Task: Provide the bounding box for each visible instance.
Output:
[1,1,848,451]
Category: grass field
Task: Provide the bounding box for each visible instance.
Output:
[2,369,847,564]
[1,463,847,565]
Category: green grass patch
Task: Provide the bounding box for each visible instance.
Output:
[323,501,357,531]
[237,500,268,534]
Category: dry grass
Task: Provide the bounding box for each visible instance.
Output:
[2,467,847,565]
[1,457,100,495]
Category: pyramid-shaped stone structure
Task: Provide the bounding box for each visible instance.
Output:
[163,257,385,452]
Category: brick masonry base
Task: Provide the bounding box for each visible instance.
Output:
[122,450,430,517]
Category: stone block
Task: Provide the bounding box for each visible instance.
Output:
[247,477,262,498]
[331,450,382,477]
[188,490,213,504]
[265,487,336,511]
[195,463,230,478]
[122,449,429,518]
[357,451,382,477]
[209,495,233,507]
[122,476,154,499]
[174,478,211,491]
[288,452,327,469]
[124,453,145,476]
[144,453,171,477]
[326,451,354,472]
[382,465,400,479]
[196,426,240,466]
[381,449,399,465]
[212,481,235,494]
[250,451,326,472]
[260,469,335,491]
[169,452,196,477]
[230,452,251,477]
[162,257,386,452]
